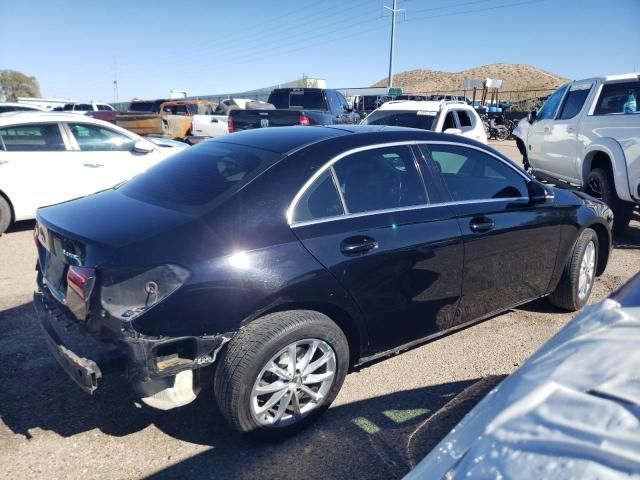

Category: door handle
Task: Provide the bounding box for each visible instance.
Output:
[83,163,103,168]
[469,217,494,233]
[0,160,8,166]
[543,127,550,133]
[340,235,378,256]
[211,118,218,123]
[567,127,575,133]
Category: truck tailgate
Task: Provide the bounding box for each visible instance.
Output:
[116,113,164,136]
[231,110,304,131]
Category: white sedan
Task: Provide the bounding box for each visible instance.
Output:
[361,100,487,144]
[0,112,181,233]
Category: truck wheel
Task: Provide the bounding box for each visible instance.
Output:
[0,196,12,234]
[213,310,349,439]
[585,168,633,233]
[549,228,598,311]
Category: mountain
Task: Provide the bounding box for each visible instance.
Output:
[371,64,569,94]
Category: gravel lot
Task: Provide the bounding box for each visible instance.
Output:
[1,140,638,479]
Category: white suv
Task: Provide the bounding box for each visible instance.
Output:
[360,100,487,144]
[0,112,179,233]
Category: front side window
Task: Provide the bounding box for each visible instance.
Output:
[0,123,65,151]
[537,84,569,120]
[429,144,527,201]
[293,170,344,222]
[332,146,427,214]
[68,123,135,151]
[594,80,640,115]
[558,83,593,120]
[457,110,472,127]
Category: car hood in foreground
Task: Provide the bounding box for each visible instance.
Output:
[406,274,640,479]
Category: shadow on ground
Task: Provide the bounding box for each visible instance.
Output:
[0,301,503,479]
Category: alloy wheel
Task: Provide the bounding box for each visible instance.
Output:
[250,338,336,427]
[578,240,596,300]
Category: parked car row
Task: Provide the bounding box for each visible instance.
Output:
[0,112,184,233]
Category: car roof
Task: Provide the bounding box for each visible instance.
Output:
[378,100,471,112]
[213,125,486,155]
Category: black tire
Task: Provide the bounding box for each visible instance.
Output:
[584,167,633,233]
[549,228,598,311]
[213,310,349,439]
[0,195,12,234]
[516,138,529,170]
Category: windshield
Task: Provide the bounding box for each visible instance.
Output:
[118,142,282,213]
[268,90,326,110]
[362,110,437,130]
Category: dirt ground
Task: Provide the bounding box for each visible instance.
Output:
[1,140,638,479]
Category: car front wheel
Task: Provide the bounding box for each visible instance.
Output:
[0,195,12,234]
[213,310,349,438]
[549,228,598,311]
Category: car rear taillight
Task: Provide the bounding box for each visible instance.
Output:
[34,225,40,246]
[67,266,95,300]
[298,114,311,126]
[228,114,235,133]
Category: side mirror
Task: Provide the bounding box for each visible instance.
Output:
[443,128,462,135]
[527,180,553,203]
[527,110,537,124]
[133,139,154,154]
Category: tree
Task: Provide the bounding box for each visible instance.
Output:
[0,70,41,101]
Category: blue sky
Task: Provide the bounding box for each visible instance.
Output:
[1,0,639,102]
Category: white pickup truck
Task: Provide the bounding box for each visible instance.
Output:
[186,98,271,144]
[514,73,639,232]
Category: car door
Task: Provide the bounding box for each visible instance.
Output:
[0,121,85,219]
[527,84,569,174]
[290,144,464,354]
[64,121,162,195]
[422,142,562,323]
[545,81,594,183]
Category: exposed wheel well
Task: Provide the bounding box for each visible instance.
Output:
[257,302,362,368]
[0,189,15,223]
[584,151,612,184]
[588,222,610,276]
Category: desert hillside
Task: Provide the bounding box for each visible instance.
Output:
[372,63,569,93]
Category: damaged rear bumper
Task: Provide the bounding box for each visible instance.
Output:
[34,286,229,408]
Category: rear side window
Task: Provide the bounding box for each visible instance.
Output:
[74,104,92,111]
[119,142,282,213]
[594,80,640,115]
[68,123,135,151]
[442,112,457,130]
[332,146,427,214]
[558,83,592,119]
[0,123,65,151]
[293,170,344,222]
[97,104,112,111]
[429,144,527,201]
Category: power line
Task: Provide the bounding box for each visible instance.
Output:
[406,0,544,21]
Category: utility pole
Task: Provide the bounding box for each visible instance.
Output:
[384,0,403,88]
[113,57,119,105]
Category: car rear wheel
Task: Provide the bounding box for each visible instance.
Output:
[585,168,634,233]
[549,228,598,311]
[0,196,12,234]
[213,310,349,438]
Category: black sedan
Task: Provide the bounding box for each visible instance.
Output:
[33,126,613,438]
